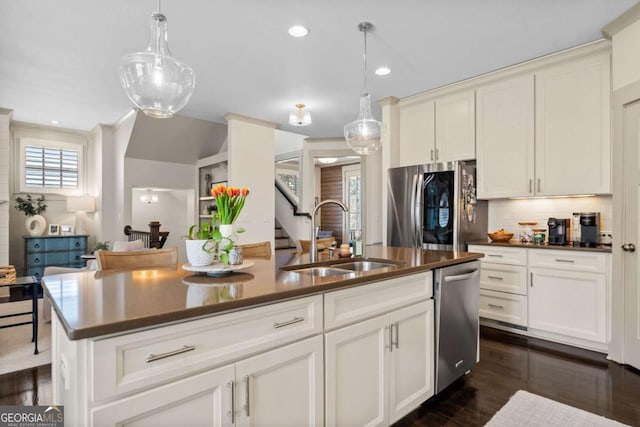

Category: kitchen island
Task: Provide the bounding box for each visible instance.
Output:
[43,246,482,427]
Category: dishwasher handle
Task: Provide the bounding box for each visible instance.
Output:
[443,269,480,283]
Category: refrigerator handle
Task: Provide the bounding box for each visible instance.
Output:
[414,173,424,248]
[409,173,418,247]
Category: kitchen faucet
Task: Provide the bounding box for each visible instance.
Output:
[310,199,348,263]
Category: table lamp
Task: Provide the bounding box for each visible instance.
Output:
[66,195,95,235]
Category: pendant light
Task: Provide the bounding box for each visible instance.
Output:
[289,103,312,126]
[344,22,382,155]
[119,0,196,118]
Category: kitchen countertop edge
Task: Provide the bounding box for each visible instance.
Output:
[467,240,612,253]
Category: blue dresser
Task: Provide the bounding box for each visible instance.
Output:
[23,235,88,280]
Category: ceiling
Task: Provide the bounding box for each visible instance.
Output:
[0,1,635,138]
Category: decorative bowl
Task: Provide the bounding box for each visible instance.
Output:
[487,232,514,242]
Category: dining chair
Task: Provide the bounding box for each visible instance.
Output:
[297,237,336,254]
[96,247,179,271]
[240,241,272,258]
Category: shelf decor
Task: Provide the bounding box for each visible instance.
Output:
[15,194,47,236]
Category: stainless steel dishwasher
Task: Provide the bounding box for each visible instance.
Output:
[434,260,480,393]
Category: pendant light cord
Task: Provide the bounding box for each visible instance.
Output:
[157,0,162,13]
[362,26,368,95]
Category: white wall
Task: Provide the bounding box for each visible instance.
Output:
[488,196,613,239]
[226,114,276,248]
[131,189,193,262]
[274,129,305,156]
[0,110,12,267]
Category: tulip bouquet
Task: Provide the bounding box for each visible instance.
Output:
[211,184,250,225]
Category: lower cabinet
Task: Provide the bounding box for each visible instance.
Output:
[91,335,324,427]
[325,300,434,427]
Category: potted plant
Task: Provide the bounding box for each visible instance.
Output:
[185,222,218,267]
[15,194,48,236]
[92,241,110,253]
[210,184,248,238]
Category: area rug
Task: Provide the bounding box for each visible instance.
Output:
[0,299,51,375]
[486,390,629,427]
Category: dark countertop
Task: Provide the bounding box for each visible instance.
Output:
[467,240,612,253]
[42,246,482,340]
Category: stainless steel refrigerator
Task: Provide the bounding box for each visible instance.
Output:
[387,161,487,250]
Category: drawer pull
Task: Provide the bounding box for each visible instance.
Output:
[487,254,503,258]
[34,258,40,264]
[145,345,195,363]
[34,243,40,249]
[227,381,235,423]
[487,275,504,280]
[393,322,399,349]
[273,316,304,329]
[75,242,80,247]
[554,259,575,263]
[488,303,504,310]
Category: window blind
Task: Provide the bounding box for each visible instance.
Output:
[25,145,79,189]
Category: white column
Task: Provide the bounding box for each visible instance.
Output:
[378,97,399,246]
[0,108,13,266]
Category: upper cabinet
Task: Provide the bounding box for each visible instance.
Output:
[395,89,475,167]
[435,90,476,162]
[397,101,434,167]
[476,74,535,199]
[534,52,611,197]
[476,49,611,198]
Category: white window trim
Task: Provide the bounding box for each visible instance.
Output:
[17,137,86,196]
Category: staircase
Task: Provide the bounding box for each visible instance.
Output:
[275,219,296,250]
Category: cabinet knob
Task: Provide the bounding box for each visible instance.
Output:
[75,242,80,247]
[34,243,40,249]
[622,243,636,252]
[34,257,40,264]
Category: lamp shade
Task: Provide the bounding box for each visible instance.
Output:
[289,104,312,126]
[67,195,95,212]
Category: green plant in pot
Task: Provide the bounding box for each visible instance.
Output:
[15,194,48,236]
[185,217,245,266]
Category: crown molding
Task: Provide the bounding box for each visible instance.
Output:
[602,3,640,38]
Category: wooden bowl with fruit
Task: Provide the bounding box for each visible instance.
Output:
[487,229,514,242]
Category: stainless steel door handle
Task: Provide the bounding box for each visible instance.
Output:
[387,325,393,352]
[622,243,636,252]
[529,179,533,194]
[444,269,480,282]
[243,375,250,416]
[273,316,304,329]
[537,178,541,193]
[430,149,434,161]
[488,304,504,310]
[393,322,399,349]
[487,275,503,280]
[145,345,195,363]
[410,174,418,247]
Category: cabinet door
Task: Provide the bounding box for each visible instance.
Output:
[535,52,611,196]
[435,90,476,162]
[388,300,434,424]
[235,335,323,427]
[91,364,234,427]
[476,74,534,198]
[325,314,389,427]
[397,100,435,166]
[529,268,606,344]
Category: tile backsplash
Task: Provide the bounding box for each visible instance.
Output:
[487,196,612,240]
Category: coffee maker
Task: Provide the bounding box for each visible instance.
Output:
[547,218,570,245]
[579,212,600,247]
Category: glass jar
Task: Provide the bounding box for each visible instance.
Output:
[518,222,537,243]
[533,228,546,245]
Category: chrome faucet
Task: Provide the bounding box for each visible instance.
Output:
[310,199,348,262]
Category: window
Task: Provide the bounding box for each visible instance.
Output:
[18,137,85,195]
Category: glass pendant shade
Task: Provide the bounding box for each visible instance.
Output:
[289,104,312,126]
[344,22,382,155]
[119,12,195,118]
[344,92,382,155]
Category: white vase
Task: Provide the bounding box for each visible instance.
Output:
[185,239,215,266]
[219,224,235,238]
[25,215,46,236]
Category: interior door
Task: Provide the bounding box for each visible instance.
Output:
[623,99,640,370]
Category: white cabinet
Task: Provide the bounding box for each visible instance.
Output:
[325,300,434,427]
[529,249,607,350]
[397,100,435,167]
[535,52,611,196]
[92,364,235,427]
[435,90,476,163]
[469,245,528,328]
[235,335,324,427]
[476,74,535,198]
[395,90,475,167]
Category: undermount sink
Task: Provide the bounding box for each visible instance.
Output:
[288,266,355,277]
[329,259,404,272]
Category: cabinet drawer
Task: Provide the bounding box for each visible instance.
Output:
[324,272,432,330]
[25,239,45,252]
[468,245,526,266]
[528,249,607,273]
[45,251,71,265]
[26,267,43,281]
[479,289,527,327]
[68,237,86,250]
[69,250,84,264]
[45,238,69,251]
[480,264,527,295]
[91,294,322,402]
[26,253,45,267]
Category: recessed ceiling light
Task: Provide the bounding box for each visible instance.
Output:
[51,120,59,125]
[288,25,309,38]
[375,67,391,76]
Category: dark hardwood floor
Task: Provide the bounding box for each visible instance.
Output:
[1,327,639,426]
